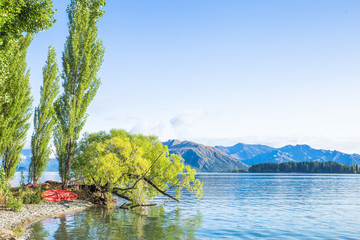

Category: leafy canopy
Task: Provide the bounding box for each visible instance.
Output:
[0,0,55,44]
[54,0,105,188]
[0,35,33,179]
[72,129,203,205]
[29,45,60,184]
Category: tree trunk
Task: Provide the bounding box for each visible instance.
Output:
[62,139,73,189]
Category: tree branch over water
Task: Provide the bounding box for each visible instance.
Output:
[144,177,180,202]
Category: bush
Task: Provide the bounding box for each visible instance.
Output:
[0,168,10,205]
[13,226,24,238]
[1,168,23,211]
[6,195,23,212]
[21,186,43,204]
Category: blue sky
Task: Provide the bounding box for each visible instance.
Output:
[26,0,360,153]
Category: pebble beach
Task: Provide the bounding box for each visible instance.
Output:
[0,200,93,239]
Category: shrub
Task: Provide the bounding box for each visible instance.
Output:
[13,226,24,238]
[21,186,43,204]
[0,168,10,205]
[6,195,23,212]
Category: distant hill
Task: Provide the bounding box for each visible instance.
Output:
[215,143,274,161]
[17,149,58,172]
[163,140,248,172]
[233,144,360,166]
[16,142,360,173]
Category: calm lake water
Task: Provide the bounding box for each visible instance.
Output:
[27,173,360,239]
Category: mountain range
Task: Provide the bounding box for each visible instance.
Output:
[163,139,248,172]
[235,144,360,166]
[166,140,360,171]
[17,149,58,172]
[215,143,275,161]
[16,140,360,173]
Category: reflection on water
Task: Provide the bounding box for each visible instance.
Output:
[29,173,360,239]
[30,206,202,240]
[30,221,50,240]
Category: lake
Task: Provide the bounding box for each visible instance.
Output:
[26,173,360,239]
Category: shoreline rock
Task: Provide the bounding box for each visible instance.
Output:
[0,200,93,240]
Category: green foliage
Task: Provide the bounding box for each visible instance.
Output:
[73,129,203,206]
[0,0,55,109]
[0,0,55,44]
[29,45,60,184]
[18,176,43,204]
[1,168,23,211]
[0,168,10,205]
[0,35,33,179]
[21,186,43,204]
[54,0,105,188]
[12,226,24,238]
[20,170,25,188]
[249,161,360,174]
[6,194,23,212]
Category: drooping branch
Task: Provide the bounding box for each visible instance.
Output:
[112,191,133,202]
[113,187,132,191]
[130,152,163,189]
[144,177,180,202]
[164,176,183,192]
[113,152,164,192]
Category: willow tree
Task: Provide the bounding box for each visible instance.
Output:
[54,0,105,189]
[0,35,33,179]
[72,129,203,206]
[29,46,60,184]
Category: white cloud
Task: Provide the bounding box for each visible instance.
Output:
[131,120,164,136]
[170,109,204,127]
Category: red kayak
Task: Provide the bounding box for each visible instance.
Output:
[41,189,78,202]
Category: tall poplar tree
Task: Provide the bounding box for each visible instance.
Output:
[0,1,55,176]
[0,0,55,113]
[29,46,60,184]
[54,0,105,189]
[0,35,33,179]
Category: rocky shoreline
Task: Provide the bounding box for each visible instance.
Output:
[0,200,93,240]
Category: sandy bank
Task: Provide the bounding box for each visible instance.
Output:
[0,200,93,239]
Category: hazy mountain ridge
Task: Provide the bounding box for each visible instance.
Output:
[218,144,360,166]
[163,139,248,172]
[215,143,275,160]
[17,142,360,173]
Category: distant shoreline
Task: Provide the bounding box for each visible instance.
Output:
[247,161,359,174]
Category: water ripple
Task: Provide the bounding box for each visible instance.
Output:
[29,173,360,239]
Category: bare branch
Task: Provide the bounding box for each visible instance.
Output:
[91,176,103,192]
[131,152,163,189]
[113,152,164,192]
[164,177,182,192]
[112,191,133,202]
[144,177,180,202]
